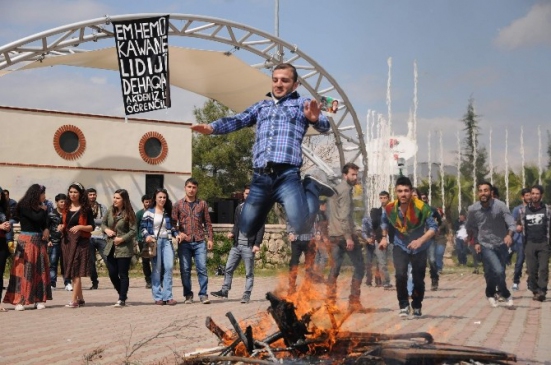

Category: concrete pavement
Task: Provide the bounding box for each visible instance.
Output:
[0,267,549,364]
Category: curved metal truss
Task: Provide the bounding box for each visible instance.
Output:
[0,13,367,183]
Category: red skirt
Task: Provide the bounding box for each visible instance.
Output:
[3,232,52,305]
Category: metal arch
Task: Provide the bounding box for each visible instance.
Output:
[0,13,367,184]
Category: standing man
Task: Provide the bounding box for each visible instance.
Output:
[517,185,551,302]
[380,177,437,317]
[191,63,336,240]
[136,194,152,289]
[87,188,107,290]
[419,191,443,291]
[466,182,516,308]
[454,212,468,266]
[362,190,393,289]
[173,178,214,304]
[2,189,17,247]
[511,188,531,291]
[326,162,365,311]
[211,185,265,303]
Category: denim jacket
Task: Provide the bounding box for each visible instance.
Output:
[140,208,177,240]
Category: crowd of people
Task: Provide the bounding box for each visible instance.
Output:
[1,62,548,318]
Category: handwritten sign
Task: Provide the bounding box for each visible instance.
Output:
[113,16,171,115]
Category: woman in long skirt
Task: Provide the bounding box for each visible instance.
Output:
[3,184,52,311]
[61,182,94,308]
[0,186,12,312]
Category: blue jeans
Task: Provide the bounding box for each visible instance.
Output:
[365,242,391,285]
[5,219,16,241]
[222,244,255,294]
[151,238,174,301]
[314,239,329,274]
[512,240,525,284]
[90,237,107,284]
[455,237,468,265]
[480,244,511,299]
[48,244,61,286]
[178,241,208,297]
[427,241,439,281]
[239,167,320,236]
[435,243,445,272]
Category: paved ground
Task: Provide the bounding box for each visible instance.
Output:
[0,266,549,364]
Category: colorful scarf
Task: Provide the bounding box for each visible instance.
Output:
[384,197,432,235]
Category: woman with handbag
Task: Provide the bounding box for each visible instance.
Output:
[61,182,94,308]
[140,188,178,305]
[3,184,52,311]
[102,189,136,308]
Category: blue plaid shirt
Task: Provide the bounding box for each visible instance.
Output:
[210,91,330,168]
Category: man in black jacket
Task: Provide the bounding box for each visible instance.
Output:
[211,185,265,303]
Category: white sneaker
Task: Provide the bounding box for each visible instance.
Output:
[506,297,514,307]
[65,283,73,291]
[15,304,25,311]
[34,303,46,310]
[488,297,498,308]
[512,283,519,291]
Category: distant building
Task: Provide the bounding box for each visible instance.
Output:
[0,106,192,208]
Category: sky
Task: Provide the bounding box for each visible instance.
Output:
[1,0,550,172]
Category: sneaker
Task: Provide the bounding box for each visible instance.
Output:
[537,294,546,302]
[184,295,193,304]
[89,282,98,290]
[241,293,251,304]
[412,308,422,317]
[399,307,410,317]
[166,299,178,306]
[431,279,438,291]
[383,284,393,290]
[154,300,165,306]
[472,268,480,274]
[199,295,210,304]
[34,303,46,310]
[65,283,73,291]
[505,296,514,307]
[65,301,79,308]
[365,282,373,287]
[210,289,228,299]
[145,282,152,289]
[50,284,56,290]
[304,175,337,197]
[496,294,506,302]
[114,300,125,308]
[15,304,25,311]
[77,299,86,306]
[488,297,498,308]
[512,283,519,291]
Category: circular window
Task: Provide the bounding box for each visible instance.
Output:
[139,132,168,164]
[53,125,86,160]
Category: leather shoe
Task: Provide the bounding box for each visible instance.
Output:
[154,300,165,306]
[89,283,98,290]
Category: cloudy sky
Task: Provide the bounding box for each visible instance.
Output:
[1,0,550,171]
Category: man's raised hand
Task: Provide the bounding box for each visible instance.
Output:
[191,124,214,135]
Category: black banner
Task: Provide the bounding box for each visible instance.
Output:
[113,15,171,115]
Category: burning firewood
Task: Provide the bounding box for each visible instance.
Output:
[182,292,517,364]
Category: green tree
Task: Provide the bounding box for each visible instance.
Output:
[192,100,255,202]
[460,98,489,206]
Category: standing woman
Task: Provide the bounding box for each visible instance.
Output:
[102,189,136,307]
[0,186,12,312]
[141,188,177,305]
[3,184,52,311]
[61,182,94,308]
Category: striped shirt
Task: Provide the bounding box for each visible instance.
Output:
[172,199,213,242]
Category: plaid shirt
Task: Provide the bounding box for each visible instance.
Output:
[210,91,330,168]
[172,199,213,242]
